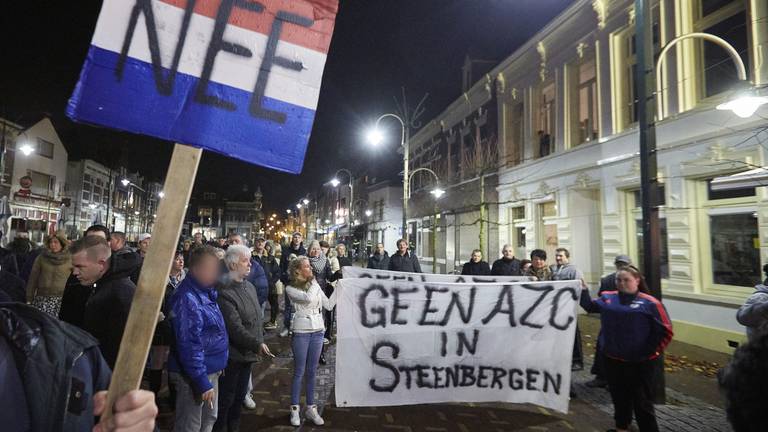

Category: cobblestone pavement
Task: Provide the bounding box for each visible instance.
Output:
[159,305,732,431]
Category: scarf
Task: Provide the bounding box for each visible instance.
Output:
[41,249,70,266]
[309,253,327,276]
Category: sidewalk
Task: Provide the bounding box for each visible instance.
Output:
[157,309,733,431]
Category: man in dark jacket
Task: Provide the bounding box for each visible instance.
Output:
[388,239,422,273]
[71,236,137,369]
[461,249,492,275]
[279,232,307,336]
[491,244,522,276]
[215,245,274,431]
[336,243,353,268]
[0,302,157,432]
[598,254,632,294]
[252,237,281,329]
[60,225,122,328]
[367,243,390,270]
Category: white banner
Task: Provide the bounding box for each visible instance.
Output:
[334,278,579,413]
[342,266,533,283]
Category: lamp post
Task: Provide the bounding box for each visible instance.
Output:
[407,167,445,272]
[367,113,408,238]
[636,2,765,403]
[330,168,354,239]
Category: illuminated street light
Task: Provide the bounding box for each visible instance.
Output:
[88,203,97,209]
[430,188,446,199]
[717,95,768,119]
[366,129,384,146]
[134,211,140,215]
[158,191,165,198]
[330,178,341,187]
[296,203,302,209]
[302,198,310,205]
[121,178,130,187]
[286,209,292,214]
[19,144,34,156]
[365,209,373,217]
[272,213,277,218]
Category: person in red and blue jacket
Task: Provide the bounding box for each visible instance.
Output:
[168,245,229,432]
[580,265,673,432]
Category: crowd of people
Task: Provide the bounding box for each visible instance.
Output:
[2,225,768,432]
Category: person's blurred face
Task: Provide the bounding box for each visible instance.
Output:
[292,233,302,246]
[531,256,546,270]
[299,259,313,280]
[471,251,482,263]
[616,270,640,295]
[320,246,329,255]
[309,244,322,257]
[191,255,221,287]
[194,233,203,244]
[522,262,532,273]
[109,235,125,252]
[71,250,108,286]
[337,245,346,256]
[172,255,184,272]
[254,239,265,252]
[555,251,568,266]
[229,235,243,245]
[397,241,407,254]
[183,241,191,251]
[139,238,151,253]
[48,237,63,253]
[232,253,252,278]
[376,243,385,254]
[217,238,226,246]
[502,246,514,259]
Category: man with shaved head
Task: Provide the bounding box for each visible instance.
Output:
[72,236,137,368]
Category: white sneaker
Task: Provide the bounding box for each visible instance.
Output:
[305,405,324,426]
[280,328,290,338]
[243,393,256,410]
[289,405,301,426]
[323,338,330,345]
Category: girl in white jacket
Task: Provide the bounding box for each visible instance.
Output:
[285,256,335,426]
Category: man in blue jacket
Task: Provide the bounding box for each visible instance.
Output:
[168,245,229,432]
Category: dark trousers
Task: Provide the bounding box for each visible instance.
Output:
[268,285,279,323]
[572,325,584,369]
[591,340,607,380]
[213,360,253,432]
[323,308,334,340]
[604,357,659,432]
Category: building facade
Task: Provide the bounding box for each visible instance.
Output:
[3,117,69,245]
[452,0,768,353]
[65,159,115,238]
[364,182,403,255]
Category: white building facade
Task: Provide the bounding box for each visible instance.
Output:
[487,0,768,353]
[4,117,69,245]
[65,159,115,238]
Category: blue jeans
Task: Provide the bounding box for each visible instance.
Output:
[291,331,324,405]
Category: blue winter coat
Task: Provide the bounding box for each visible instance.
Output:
[580,289,673,362]
[168,275,229,394]
[247,257,269,305]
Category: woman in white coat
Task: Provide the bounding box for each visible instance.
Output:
[285,256,335,427]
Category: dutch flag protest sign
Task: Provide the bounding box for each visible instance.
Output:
[66,0,339,173]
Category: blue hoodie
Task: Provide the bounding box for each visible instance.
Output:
[168,274,229,393]
[581,289,673,362]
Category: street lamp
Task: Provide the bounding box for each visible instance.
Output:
[365,209,373,217]
[302,198,310,205]
[329,178,341,187]
[329,168,354,225]
[286,209,292,214]
[296,203,302,209]
[656,32,765,120]
[121,178,130,187]
[158,191,165,198]
[19,144,34,156]
[407,167,444,200]
[367,113,408,237]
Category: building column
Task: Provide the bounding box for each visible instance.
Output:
[750,0,768,86]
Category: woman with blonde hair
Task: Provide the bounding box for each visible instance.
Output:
[26,231,70,316]
[285,255,335,427]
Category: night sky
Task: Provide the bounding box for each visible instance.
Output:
[0,0,571,212]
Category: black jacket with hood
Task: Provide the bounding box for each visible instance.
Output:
[0,303,111,432]
[367,252,390,270]
[81,255,137,369]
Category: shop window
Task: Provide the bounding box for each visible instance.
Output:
[709,212,760,287]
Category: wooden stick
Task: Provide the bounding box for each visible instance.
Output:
[101,143,202,421]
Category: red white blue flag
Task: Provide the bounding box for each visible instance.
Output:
[67,0,339,173]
